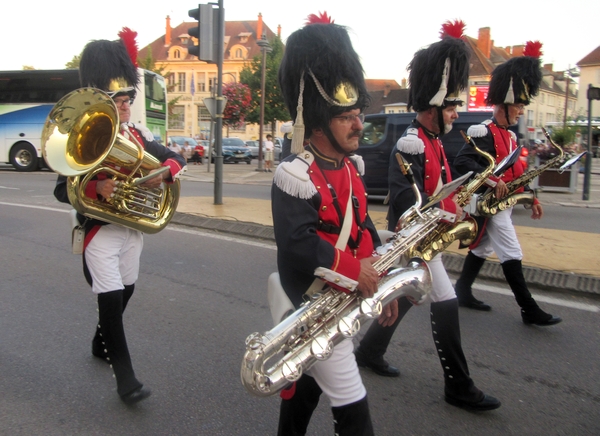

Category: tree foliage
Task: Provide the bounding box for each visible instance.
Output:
[550,126,577,146]
[65,55,81,69]
[239,36,289,135]
[222,82,252,129]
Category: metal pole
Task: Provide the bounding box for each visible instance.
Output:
[563,68,569,128]
[213,0,224,205]
[256,33,270,173]
[582,85,593,201]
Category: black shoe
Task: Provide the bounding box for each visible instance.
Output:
[445,393,501,412]
[120,386,152,405]
[521,308,562,326]
[354,350,400,377]
[458,296,492,312]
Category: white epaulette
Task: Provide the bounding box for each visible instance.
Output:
[273,151,318,199]
[396,128,424,155]
[348,154,365,176]
[467,119,492,138]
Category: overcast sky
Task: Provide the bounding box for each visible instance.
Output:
[2,0,596,85]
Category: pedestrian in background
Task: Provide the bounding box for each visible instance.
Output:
[264,134,274,172]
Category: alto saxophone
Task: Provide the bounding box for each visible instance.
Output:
[476,127,582,217]
[241,156,439,397]
[406,131,496,261]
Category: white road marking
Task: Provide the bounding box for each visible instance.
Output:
[468,282,599,313]
[1,200,598,312]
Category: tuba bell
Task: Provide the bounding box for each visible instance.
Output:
[41,88,179,234]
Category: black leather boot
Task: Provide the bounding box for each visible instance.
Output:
[97,290,150,403]
[431,299,501,412]
[277,375,322,436]
[455,252,491,311]
[354,297,413,377]
[501,260,562,326]
[331,396,374,436]
[92,284,135,360]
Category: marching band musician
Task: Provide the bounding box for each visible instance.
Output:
[452,41,562,326]
[354,21,501,412]
[53,30,186,404]
[272,13,398,435]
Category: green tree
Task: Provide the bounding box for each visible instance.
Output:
[551,126,576,146]
[239,36,289,137]
[222,82,252,136]
[65,55,81,69]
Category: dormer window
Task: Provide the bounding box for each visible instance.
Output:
[238,32,252,43]
[178,33,190,45]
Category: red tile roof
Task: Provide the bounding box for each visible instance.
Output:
[577,46,600,67]
[139,20,278,62]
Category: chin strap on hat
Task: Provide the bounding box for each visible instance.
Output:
[291,74,306,155]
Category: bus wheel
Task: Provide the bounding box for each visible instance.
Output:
[10,142,38,172]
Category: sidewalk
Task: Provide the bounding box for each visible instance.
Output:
[174,158,600,296]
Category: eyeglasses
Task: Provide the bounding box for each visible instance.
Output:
[114,98,134,107]
[511,104,525,111]
[332,113,365,124]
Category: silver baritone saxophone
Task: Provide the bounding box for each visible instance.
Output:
[241,156,438,397]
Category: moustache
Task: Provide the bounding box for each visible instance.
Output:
[348,130,362,139]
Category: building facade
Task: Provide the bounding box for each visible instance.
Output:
[138,14,279,143]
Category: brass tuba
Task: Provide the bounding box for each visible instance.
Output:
[41,88,179,234]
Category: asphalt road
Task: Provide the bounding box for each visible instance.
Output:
[1,172,599,435]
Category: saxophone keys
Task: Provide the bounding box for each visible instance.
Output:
[311,336,334,361]
[338,316,360,338]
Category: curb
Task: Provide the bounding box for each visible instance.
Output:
[172,212,600,297]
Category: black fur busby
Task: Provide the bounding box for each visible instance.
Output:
[79,28,139,97]
[407,20,470,112]
[486,41,543,106]
[278,12,369,154]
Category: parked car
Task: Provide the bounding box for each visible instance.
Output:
[355,111,520,195]
[212,137,252,164]
[245,139,282,161]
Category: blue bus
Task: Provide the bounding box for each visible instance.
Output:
[0,69,167,171]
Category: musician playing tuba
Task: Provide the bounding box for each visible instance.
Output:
[355,20,501,412]
[453,41,562,326]
[271,13,398,435]
[52,30,186,404]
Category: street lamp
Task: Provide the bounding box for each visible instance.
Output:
[256,33,272,172]
[563,66,580,128]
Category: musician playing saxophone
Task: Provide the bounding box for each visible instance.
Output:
[452,41,561,326]
[272,14,398,436]
[53,34,186,405]
[355,20,501,413]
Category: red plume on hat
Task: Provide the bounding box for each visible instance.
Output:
[118,27,139,67]
[305,11,334,25]
[439,19,466,39]
[523,40,543,58]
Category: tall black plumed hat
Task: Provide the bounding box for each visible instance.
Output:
[278,12,369,154]
[79,27,140,97]
[486,41,543,106]
[407,20,470,112]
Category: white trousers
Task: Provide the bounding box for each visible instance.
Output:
[471,208,523,263]
[306,338,367,407]
[428,254,457,303]
[85,225,144,294]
